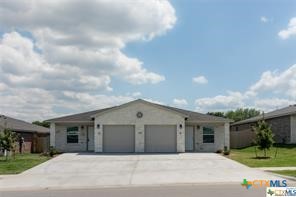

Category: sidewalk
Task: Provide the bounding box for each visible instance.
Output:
[256,167,296,171]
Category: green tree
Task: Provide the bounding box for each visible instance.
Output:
[208,108,261,122]
[32,121,50,128]
[207,112,225,117]
[0,129,18,160]
[253,120,274,158]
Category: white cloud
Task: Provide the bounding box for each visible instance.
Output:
[0,0,176,121]
[0,32,112,91]
[260,16,269,23]
[131,92,142,97]
[0,83,7,91]
[173,98,188,107]
[254,98,295,112]
[192,75,208,84]
[0,0,175,86]
[1,89,136,122]
[248,64,296,98]
[195,91,244,112]
[278,17,296,39]
[194,65,296,112]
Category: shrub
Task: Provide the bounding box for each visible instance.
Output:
[49,146,60,157]
[253,120,274,158]
[216,149,223,153]
[223,150,231,155]
[0,129,18,160]
[224,146,228,152]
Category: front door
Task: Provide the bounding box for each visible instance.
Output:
[185,126,194,151]
[87,126,94,151]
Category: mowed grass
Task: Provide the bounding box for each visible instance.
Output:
[271,170,296,177]
[229,144,296,167]
[0,153,50,174]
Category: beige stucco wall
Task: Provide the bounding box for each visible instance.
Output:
[191,123,226,152]
[94,102,185,153]
[55,123,90,152]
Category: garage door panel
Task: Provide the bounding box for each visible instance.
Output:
[103,125,135,153]
[145,125,176,153]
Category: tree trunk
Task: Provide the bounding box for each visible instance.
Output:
[4,149,8,161]
[264,149,266,157]
[274,146,278,158]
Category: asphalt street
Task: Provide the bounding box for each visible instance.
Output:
[0,184,266,197]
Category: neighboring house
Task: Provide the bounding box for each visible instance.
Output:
[47,99,231,153]
[0,115,50,153]
[230,105,296,148]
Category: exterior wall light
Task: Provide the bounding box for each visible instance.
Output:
[179,124,183,129]
[97,124,100,129]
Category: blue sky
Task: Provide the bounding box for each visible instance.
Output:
[0,0,296,121]
[121,0,296,109]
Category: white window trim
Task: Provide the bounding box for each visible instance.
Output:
[202,126,215,144]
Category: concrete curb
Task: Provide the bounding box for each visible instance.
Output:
[0,181,243,192]
[266,171,296,182]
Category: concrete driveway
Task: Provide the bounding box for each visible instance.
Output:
[0,153,281,190]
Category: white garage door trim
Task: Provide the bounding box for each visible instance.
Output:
[103,125,135,153]
[145,125,177,153]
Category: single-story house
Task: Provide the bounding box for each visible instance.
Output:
[0,115,50,153]
[47,99,231,153]
[230,105,296,148]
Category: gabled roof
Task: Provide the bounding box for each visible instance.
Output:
[231,104,296,126]
[159,105,231,123]
[46,107,115,122]
[91,99,188,118]
[47,99,231,123]
[0,115,49,133]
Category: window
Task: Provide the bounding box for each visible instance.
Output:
[67,126,79,143]
[203,127,214,143]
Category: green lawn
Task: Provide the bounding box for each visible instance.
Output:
[229,144,296,167]
[0,153,50,174]
[271,170,296,177]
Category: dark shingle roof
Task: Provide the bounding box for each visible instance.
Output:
[0,115,49,133]
[231,105,296,125]
[46,107,115,122]
[156,104,231,122]
[47,99,231,123]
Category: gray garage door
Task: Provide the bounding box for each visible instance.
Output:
[103,125,135,153]
[145,125,177,153]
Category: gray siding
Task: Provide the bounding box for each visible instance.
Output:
[267,116,291,143]
[230,115,292,148]
[291,115,296,143]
